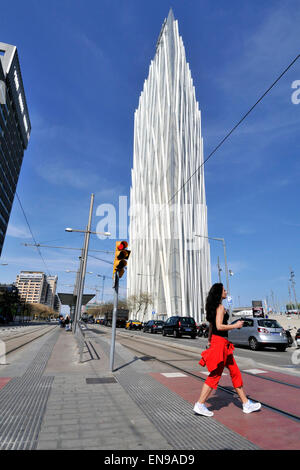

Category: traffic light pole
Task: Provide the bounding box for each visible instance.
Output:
[110,272,119,372]
[110,240,130,371]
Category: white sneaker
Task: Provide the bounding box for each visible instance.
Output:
[193,402,214,417]
[243,399,261,414]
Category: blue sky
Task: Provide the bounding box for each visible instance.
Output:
[0,0,299,313]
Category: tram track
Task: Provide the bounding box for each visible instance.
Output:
[0,325,57,357]
[115,329,300,389]
[0,325,54,342]
[114,332,300,424]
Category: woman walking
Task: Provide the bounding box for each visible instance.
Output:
[193,283,261,417]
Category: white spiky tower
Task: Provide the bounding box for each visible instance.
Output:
[127,10,211,323]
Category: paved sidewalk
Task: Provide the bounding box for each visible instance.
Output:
[0,326,260,450]
[37,328,172,450]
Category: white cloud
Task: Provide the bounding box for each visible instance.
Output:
[214,4,300,95]
[234,226,256,236]
[6,224,31,239]
[35,160,101,189]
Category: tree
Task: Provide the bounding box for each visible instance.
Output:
[87,301,114,318]
[0,285,23,323]
[286,303,300,311]
[25,303,56,320]
[127,292,153,320]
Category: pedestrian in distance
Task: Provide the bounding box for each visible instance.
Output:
[193,283,261,417]
[64,315,71,331]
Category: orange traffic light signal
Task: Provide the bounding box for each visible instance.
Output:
[113,241,131,278]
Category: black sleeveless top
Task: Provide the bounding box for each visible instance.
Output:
[211,310,229,338]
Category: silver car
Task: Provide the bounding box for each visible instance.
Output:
[228,317,288,351]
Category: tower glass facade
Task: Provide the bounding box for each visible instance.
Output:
[128,11,211,323]
[0,42,31,255]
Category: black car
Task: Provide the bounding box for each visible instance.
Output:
[162,316,197,338]
[143,320,165,334]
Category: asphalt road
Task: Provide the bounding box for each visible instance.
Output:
[110,327,300,376]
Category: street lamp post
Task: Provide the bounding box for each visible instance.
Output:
[96,274,109,304]
[217,256,222,283]
[65,268,93,321]
[290,268,299,319]
[110,271,119,372]
[195,234,232,319]
[65,193,111,332]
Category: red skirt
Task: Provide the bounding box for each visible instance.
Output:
[199,334,243,389]
[199,334,235,371]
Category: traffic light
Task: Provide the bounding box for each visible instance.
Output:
[113,241,131,279]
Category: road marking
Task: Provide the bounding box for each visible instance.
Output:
[161,372,188,378]
[243,369,268,374]
[200,371,228,376]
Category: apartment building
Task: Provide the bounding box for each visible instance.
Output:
[15,271,58,308]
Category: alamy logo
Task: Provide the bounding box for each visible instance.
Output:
[0,80,6,104]
[291,80,300,104]
[95,196,207,250]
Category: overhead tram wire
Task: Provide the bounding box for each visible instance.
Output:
[16,191,52,276]
[22,243,114,255]
[22,243,114,269]
[88,254,114,265]
[135,53,300,238]
[167,53,300,207]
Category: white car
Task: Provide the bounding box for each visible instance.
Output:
[228,317,288,351]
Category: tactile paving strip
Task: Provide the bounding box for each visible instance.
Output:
[0,329,59,450]
[95,335,259,450]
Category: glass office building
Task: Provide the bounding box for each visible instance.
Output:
[0,42,31,255]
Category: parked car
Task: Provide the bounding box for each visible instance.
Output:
[228,317,288,351]
[0,314,7,324]
[162,316,197,338]
[116,318,126,328]
[295,329,300,348]
[125,319,143,330]
[143,320,164,334]
[284,327,296,347]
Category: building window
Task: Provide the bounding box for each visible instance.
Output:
[23,115,28,132]
[13,69,20,91]
[18,94,24,113]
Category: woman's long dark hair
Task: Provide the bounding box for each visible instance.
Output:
[205,283,223,323]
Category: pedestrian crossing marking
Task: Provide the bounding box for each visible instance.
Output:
[243,369,267,374]
[161,372,188,378]
[200,372,228,376]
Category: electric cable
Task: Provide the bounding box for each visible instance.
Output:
[167,54,300,206]
[16,191,52,276]
[134,54,300,238]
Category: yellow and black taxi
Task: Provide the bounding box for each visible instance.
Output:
[125,319,143,330]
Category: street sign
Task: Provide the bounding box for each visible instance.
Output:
[152,311,155,315]
[227,296,232,305]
